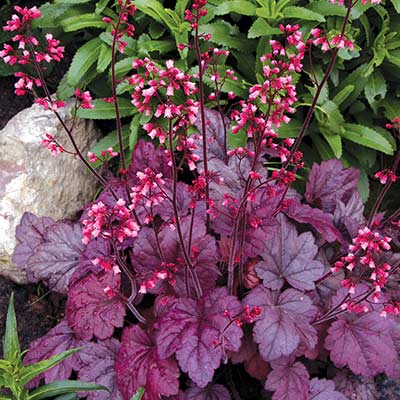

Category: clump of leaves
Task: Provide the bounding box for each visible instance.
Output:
[0,293,106,400]
[26,0,400,201]
[3,1,400,399]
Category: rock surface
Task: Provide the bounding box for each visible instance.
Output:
[0,100,101,283]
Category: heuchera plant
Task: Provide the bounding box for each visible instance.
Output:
[2,0,400,399]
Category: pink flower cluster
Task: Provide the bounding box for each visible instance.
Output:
[41,133,65,157]
[130,168,167,212]
[310,28,354,52]
[333,227,393,302]
[75,89,94,110]
[88,147,118,164]
[138,262,178,294]
[102,0,136,54]
[130,58,198,121]
[82,199,140,244]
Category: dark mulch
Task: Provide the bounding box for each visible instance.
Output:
[0,276,65,356]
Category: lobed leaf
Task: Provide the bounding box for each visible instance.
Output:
[244,286,317,361]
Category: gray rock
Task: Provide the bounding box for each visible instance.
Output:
[0,99,101,283]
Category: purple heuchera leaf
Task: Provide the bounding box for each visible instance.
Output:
[156,287,243,388]
[184,383,231,400]
[77,338,123,400]
[27,221,85,293]
[333,370,378,400]
[193,108,230,163]
[128,140,172,182]
[256,214,325,291]
[23,320,84,387]
[284,200,344,243]
[12,212,54,281]
[70,237,111,286]
[264,356,310,400]
[244,286,317,361]
[115,325,180,400]
[333,191,365,238]
[325,311,398,377]
[66,272,126,341]
[212,189,280,259]
[305,160,359,213]
[132,217,219,296]
[309,378,347,400]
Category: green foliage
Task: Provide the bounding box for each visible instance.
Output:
[0,294,106,400]
[23,0,400,202]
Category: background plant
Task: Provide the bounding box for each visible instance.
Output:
[17,0,400,202]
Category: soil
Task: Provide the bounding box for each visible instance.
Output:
[0,277,65,357]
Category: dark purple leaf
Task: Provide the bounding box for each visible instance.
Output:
[264,356,310,400]
[193,108,230,163]
[115,325,180,400]
[309,378,347,400]
[132,217,219,296]
[184,383,231,400]
[211,189,280,259]
[128,140,172,182]
[156,287,243,388]
[256,215,325,291]
[333,370,379,400]
[27,221,84,293]
[284,200,344,243]
[77,338,123,400]
[333,191,365,238]
[12,212,54,281]
[244,286,317,361]
[325,312,398,376]
[70,237,111,286]
[66,272,126,341]
[305,160,359,213]
[23,320,84,387]
[230,331,270,380]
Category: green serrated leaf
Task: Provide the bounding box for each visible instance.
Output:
[3,293,20,362]
[307,1,346,17]
[341,123,394,155]
[90,126,130,163]
[214,1,257,16]
[378,97,400,121]
[175,0,190,17]
[390,0,400,13]
[28,380,107,400]
[31,3,72,29]
[97,44,112,73]
[67,38,103,86]
[332,85,355,107]
[198,21,255,51]
[95,0,110,14]
[113,57,135,79]
[60,13,108,31]
[137,34,176,56]
[311,133,335,160]
[320,129,342,159]
[20,349,80,385]
[77,98,136,119]
[282,6,325,22]
[130,387,145,400]
[277,119,302,138]
[247,17,281,38]
[129,114,141,150]
[364,71,387,109]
